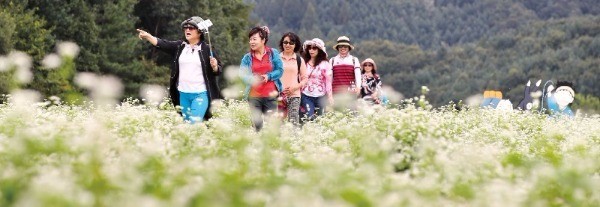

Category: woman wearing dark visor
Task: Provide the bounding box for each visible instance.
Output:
[137,16,223,123]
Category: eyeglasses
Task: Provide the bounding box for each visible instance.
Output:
[282,41,295,45]
[338,45,350,48]
[307,46,319,50]
[363,64,373,67]
[183,26,197,31]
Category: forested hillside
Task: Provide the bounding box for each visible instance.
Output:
[250,0,600,49]
[352,17,600,106]
[250,0,600,109]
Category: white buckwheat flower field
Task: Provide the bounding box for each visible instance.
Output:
[1,46,599,206]
[1,97,599,206]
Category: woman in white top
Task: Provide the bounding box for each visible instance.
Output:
[137,16,222,123]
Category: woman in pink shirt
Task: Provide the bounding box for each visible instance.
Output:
[301,38,333,122]
[278,32,307,126]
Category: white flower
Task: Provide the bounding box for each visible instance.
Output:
[224,65,240,82]
[140,84,166,105]
[380,85,404,104]
[49,95,61,104]
[0,56,9,72]
[41,53,62,69]
[465,94,483,107]
[93,75,123,100]
[15,65,33,84]
[4,51,33,84]
[74,72,98,89]
[57,41,80,58]
[36,101,51,107]
[75,73,123,106]
[8,51,32,72]
[222,86,242,99]
[10,89,41,106]
[209,99,225,114]
[421,85,430,94]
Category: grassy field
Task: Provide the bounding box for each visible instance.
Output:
[1,95,599,207]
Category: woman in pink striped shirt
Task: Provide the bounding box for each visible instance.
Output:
[330,36,361,95]
[300,38,333,122]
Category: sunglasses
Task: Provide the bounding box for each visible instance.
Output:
[338,45,350,48]
[282,41,295,45]
[307,46,319,50]
[363,64,373,67]
[182,26,197,31]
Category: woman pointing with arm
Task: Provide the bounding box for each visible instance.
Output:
[137,16,223,123]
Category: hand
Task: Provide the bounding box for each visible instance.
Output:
[282,87,292,96]
[209,57,218,72]
[371,94,380,104]
[546,85,554,96]
[260,74,268,83]
[355,86,361,95]
[547,85,555,93]
[136,29,152,40]
[328,96,334,106]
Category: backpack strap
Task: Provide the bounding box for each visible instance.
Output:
[296,53,301,83]
[329,56,335,70]
[353,56,360,69]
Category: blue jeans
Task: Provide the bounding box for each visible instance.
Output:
[481,98,500,109]
[179,91,209,124]
[301,94,325,122]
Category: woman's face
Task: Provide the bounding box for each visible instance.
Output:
[337,45,350,56]
[282,36,295,53]
[249,33,265,51]
[363,63,374,73]
[307,45,319,58]
[183,26,201,42]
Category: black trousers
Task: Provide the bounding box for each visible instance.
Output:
[248,97,277,131]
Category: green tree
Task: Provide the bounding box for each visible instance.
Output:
[573,94,600,114]
[135,0,251,67]
[0,1,54,95]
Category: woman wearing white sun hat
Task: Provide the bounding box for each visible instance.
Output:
[300,38,333,122]
[360,58,383,105]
